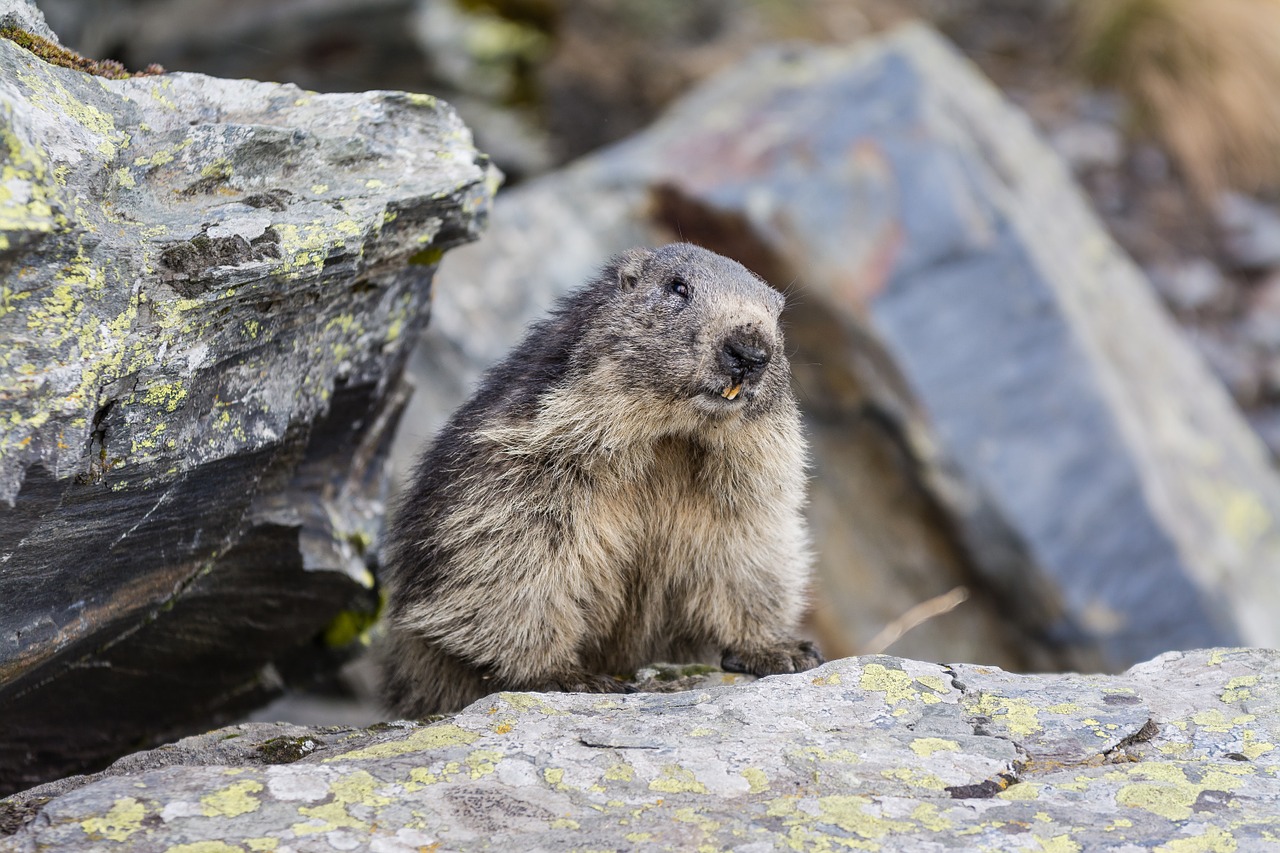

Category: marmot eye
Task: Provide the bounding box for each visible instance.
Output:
[667,278,690,299]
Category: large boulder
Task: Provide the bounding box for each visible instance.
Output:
[396,24,1280,673]
[2,648,1277,850]
[0,2,497,793]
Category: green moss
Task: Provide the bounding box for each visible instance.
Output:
[407,245,445,266]
[322,604,380,649]
[256,736,320,765]
[0,27,165,79]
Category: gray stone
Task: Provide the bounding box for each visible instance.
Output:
[1217,192,1280,272]
[395,25,1280,674]
[2,648,1277,851]
[0,0,56,42]
[1186,327,1263,406]
[0,2,497,793]
[1148,257,1230,314]
[1049,119,1124,172]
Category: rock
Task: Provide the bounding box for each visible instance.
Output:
[1049,119,1124,172]
[396,24,1280,672]
[2,648,1277,850]
[0,0,55,41]
[1147,257,1230,314]
[1185,327,1263,407]
[1216,192,1280,272]
[1248,406,1280,459]
[1245,271,1280,350]
[0,3,497,794]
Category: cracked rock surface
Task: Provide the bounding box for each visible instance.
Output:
[0,0,497,793]
[2,648,1277,851]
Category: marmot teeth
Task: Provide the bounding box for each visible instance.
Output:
[722,383,742,400]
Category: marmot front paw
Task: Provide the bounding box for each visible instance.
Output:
[721,640,824,677]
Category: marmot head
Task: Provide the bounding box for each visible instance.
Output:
[589,243,789,419]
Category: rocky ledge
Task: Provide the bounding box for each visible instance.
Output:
[0,0,497,792]
[1,648,1276,851]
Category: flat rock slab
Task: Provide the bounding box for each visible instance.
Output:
[2,648,1277,851]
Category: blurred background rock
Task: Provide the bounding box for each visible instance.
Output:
[28,0,1280,723]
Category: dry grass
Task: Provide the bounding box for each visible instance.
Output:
[860,587,970,656]
[1076,0,1280,198]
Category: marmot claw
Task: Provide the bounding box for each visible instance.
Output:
[721,640,825,677]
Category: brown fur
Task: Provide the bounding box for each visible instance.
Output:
[380,243,820,716]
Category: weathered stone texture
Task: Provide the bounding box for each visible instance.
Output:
[2,648,1277,851]
[0,0,497,792]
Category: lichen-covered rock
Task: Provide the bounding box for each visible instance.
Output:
[0,2,497,793]
[2,648,1277,851]
[397,23,1280,673]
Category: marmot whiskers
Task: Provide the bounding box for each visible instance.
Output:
[381,243,821,715]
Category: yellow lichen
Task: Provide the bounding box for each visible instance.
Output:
[80,797,146,842]
[495,693,565,715]
[968,691,1044,738]
[999,781,1043,801]
[201,780,263,817]
[1221,675,1258,703]
[649,765,708,794]
[814,794,913,839]
[910,802,952,832]
[141,381,186,413]
[1112,762,1245,821]
[244,839,279,852]
[466,749,502,779]
[604,762,634,783]
[859,663,920,704]
[741,767,769,794]
[1044,702,1083,714]
[329,723,478,762]
[1037,835,1083,853]
[1191,710,1256,733]
[292,771,391,836]
[1155,825,1240,853]
[909,737,959,756]
[880,766,949,791]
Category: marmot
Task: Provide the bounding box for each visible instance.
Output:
[381,243,821,716]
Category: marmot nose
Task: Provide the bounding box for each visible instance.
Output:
[720,336,771,381]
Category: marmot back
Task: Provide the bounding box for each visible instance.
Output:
[381,243,821,716]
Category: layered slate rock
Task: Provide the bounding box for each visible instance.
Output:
[397,24,1280,672]
[0,1,497,793]
[3,649,1277,850]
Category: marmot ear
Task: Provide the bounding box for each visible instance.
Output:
[614,248,650,292]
